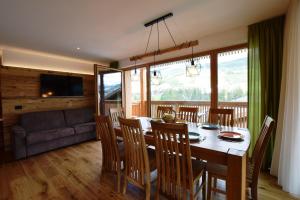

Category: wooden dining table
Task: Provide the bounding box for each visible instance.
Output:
[114,117,250,200]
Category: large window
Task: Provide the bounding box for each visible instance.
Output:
[150,56,211,101]
[217,48,248,127]
[125,68,147,117]
[123,44,249,127]
[218,48,248,102]
[150,56,211,119]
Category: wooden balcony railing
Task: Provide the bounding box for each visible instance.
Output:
[132,100,248,128]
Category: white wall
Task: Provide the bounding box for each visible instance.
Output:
[118,26,248,68]
[0,47,108,74]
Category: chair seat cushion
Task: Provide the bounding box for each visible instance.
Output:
[73,122,96,134]
[27,127,75,145]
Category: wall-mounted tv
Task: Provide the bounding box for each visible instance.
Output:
[40,74,83,97]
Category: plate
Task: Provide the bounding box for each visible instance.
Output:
[178,132,200,141]
[188,132,201,140]
[201,123,220,130]
[218,131,244,141]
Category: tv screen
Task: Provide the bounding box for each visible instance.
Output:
[40,74,83,97]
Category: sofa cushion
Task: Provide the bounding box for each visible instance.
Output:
[21,110,66,133]
[64,108,94,126]
[26,127,75,145]
[73,122,96,134]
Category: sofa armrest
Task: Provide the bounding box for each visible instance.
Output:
[12,125,27,159]
[12,126,27,137]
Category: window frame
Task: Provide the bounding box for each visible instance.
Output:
[122,43,248,117]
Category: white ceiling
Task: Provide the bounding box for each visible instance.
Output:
[0,0,289,63]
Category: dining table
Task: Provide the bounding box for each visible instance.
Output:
[114,117,250,200]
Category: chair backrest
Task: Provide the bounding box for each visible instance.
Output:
[157,106,173,118]
[109,107,125,126]
[151,121,193,199]
[250,116,275,186]
[178,107,198,123]
[208,108,234,126]
[95,115,120,172]
[118,117,150,188]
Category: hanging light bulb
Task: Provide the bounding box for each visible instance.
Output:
[152,69,162,85]
[186,46,201,77]
[131,61,139,81]
[151,54,162,85]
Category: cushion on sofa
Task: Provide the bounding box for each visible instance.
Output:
[73,122,96,134]
[21,110,66,133]
[26,127,75,145]
[64,108,94,126]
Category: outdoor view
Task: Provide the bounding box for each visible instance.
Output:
[151,56,211,101]
[103,72,122,100]
[149,49,248,102]
[218,48,248,102]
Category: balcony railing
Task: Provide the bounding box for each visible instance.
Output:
[132,100,248,128]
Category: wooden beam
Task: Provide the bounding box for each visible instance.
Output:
[130,40,199,61]
[124,43,247,71]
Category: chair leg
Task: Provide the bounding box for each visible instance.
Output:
[155,178,161,200]
[207,173,212,200]
[251,186,258,200]
[117,170,121,193]
[122,175,127,194]
[213,177,217,188]
[145,182,151,200]
[202,172,206,200]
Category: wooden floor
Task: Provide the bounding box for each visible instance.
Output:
[0,141,298,200]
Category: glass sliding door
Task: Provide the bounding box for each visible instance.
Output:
[217,48,248,127]
[150,56,211,122]
[98,71,123,115]
[124,67,147,117]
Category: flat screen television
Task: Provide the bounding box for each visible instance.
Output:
[40,74,83,97]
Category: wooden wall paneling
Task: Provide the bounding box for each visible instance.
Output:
[0,61,3,152]
[0,66,95,151]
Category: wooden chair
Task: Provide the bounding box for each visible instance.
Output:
[109,107,125,126]
[208,108,234,127]
[156,106,173,118]
[95,115,124,192]
[178,107,198,123]
[118,117,156,200]
[151,121,206,200]
[207,116,275,200]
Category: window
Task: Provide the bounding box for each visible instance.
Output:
[218,48,248,102]
[124,68,147,117]
[150,56,211,118]
[217,48,248,127]
[150,56,211,101]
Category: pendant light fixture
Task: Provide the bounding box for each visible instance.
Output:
[186,46,201,77]
[130,12,199,62]
[130,12,200,83]
[151,54,162,85]
[131,61,139,81]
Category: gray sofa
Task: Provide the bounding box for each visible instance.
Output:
[12,107,96,159]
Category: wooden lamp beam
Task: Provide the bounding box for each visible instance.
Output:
[130,40,199,61]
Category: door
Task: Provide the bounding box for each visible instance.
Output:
[95,66,123,115]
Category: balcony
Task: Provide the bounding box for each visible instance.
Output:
[132,100,248,128]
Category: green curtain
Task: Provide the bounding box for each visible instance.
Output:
[248,16,285,169]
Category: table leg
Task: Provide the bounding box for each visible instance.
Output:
[227,149,247,200]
